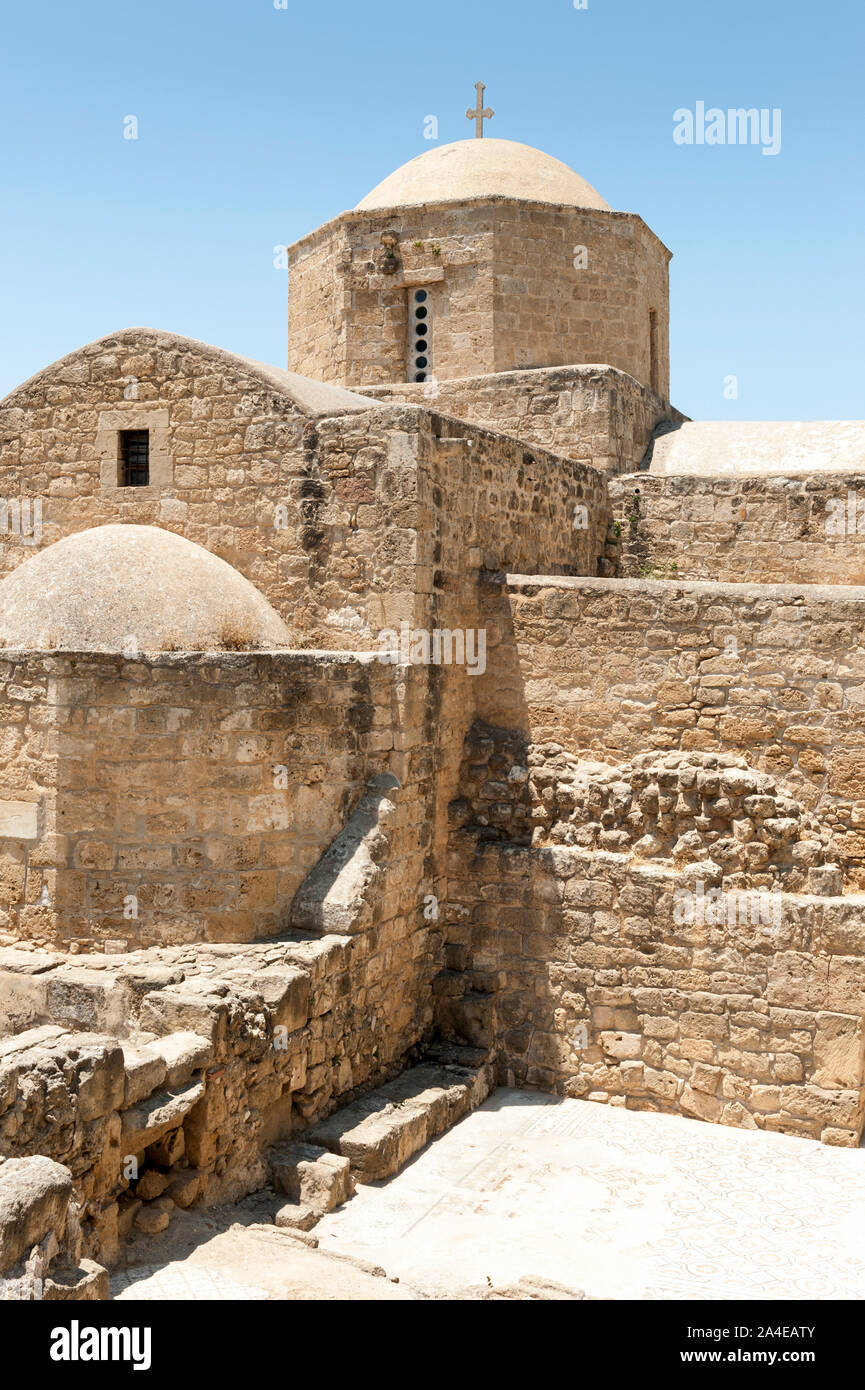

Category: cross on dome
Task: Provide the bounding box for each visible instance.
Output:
[465,81,494,137]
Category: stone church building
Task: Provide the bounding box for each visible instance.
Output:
[1,123,864,1290]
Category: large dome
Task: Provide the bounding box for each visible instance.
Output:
[0,525,291,653]
[355,138,610,212]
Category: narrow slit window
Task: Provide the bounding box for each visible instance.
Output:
[407,288,431,383]
[119,429,150,486]
[648,308,659,395]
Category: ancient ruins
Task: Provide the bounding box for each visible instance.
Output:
[1,125,864,1299]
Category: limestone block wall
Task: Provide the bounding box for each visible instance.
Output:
[477,574,865,887]
[0,330,610,652]
[490,203,670,395]
[440,728,863,1147]
[0,650,431,950]
[0,655,54,948]
[287,202,671,395]
[444,838,865,1146]
[610,472,865,585]
[288,205,497,387]
[298,408,610,647]
[0,329,378,638]
[362,365,684,474]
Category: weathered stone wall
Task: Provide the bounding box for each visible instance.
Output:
[0,330,608,652]
[0,650,431,950]
[477,574,865,887]
[0,915,439,1264]
[440,726,864,1147]
[611,472,865,585]
[0,329,382,645]
[0,735,446,1267]
[289,206,496,387]
[443,839,865,1146]
[287,202,671,396]
[362,365,685,475]
[0,654,54,949]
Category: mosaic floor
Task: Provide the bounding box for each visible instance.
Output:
[111,1090,865,1300]
[315,1089,865,1300]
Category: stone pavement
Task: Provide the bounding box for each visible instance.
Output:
[111,1089,865,1300]
[314,1089,865,1300]
[112,1211,413,1301]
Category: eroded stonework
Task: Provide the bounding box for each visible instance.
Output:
[1,130,864,1294]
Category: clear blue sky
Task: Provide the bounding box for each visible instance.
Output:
[1,0,862,420]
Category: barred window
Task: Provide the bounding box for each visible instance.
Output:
[119,430,150,487]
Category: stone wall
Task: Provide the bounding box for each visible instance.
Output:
[362,365,685,475]
[440,725,864,1147]
[0,650,432,950]
[443,839,865,1146]
[0,913,437,1264]
[0,330,608,651]
[611,472,865,585]
[287,201,671,396]
[0,746,445,1267]
[477,574,865,887]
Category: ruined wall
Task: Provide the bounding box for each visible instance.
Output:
[362,365,684,475]
[0,915,440,1265]
[444,840,865,1146]
[611,472,865,585]
[477,575,865,887]
[440,729,864,1148]
[287,202,671,395]
[0,679,447,1266]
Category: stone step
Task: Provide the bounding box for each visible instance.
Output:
[269,1141,355,1216]
[305,1052,493,1184]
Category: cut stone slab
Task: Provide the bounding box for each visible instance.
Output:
[249,967,310,1031]
[120,1081,204,1153]
[307,1059,492,1182]
[0,949,62,975]
[269,1142,354,1212]
[0,1025,67,1058]
[274,1202,319,1232]
[121,1044,168,1107]
[150,1031,212,1088]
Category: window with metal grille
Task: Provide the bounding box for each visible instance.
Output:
[119,430,150,486]
[407,288,431,382]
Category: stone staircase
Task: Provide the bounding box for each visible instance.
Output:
[267,1044,493,1231]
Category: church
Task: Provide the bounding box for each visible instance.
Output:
[1,96,864,1293]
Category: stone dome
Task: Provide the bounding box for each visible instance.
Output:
[355,138,610,212]
[0,525,291,653]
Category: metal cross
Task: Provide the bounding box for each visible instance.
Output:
[466,82,494,138]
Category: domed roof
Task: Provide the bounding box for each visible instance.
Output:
[0,525,291,653]
[355,138,610,212]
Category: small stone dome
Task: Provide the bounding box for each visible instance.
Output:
[355,138,610,212]
[0,525,291,653]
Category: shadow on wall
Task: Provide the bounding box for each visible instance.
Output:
[436,575,865,1148]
